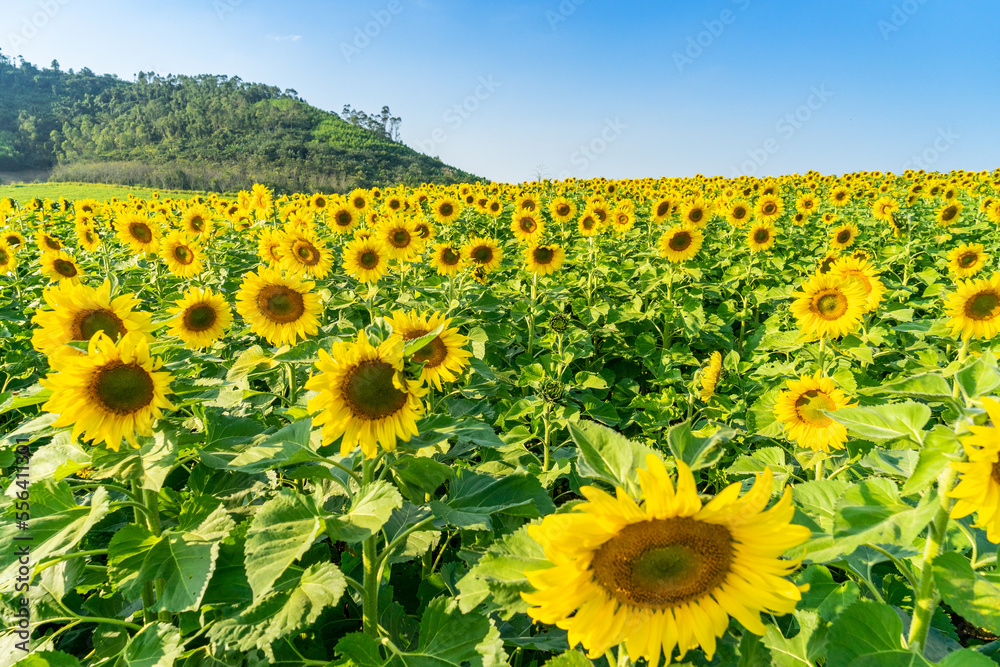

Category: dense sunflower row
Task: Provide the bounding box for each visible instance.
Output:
[2,168,1000,665]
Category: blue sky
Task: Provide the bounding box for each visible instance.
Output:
[3,0,998,183]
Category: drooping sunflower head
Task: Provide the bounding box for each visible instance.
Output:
[463,236,504,273]
[948,243,990,279]
[944,272,1000,341]
[167,286,233,350]
[773,371,853,452]
[699,351,723,402]
[658,224,704,263]
[525,243,566,276]
[385,309,473,390]
[41,332,175,451]
[343,236,389,283]
[816,251,839,275]
[305,331,428,458]
[430,242,464,277]
[40,250,85,285]
[522,453,810,664]
[789,273,867,339]
[948,397,1000,543]
[747,222,776,253]
[235,267,322,346]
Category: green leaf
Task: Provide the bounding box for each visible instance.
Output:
[87,428,180,491]
[846,651,933,666]
[901,426,964,496]
[228,419,320,472]
[207,562,347,651]
[938,650,998,666]
[431,470,554,531]
[866,373,953,400]
[541,651,593,667]
[386,597,497,667]
[795,565,861,623]
[568,420,655,495]
[225,344,274,382]
[244,490,326,600]
[336,633,384,667]
[21,432,91,482]
[829,402,931,444]
[122,622,184,667]
[391,456,453,503]
[826,600,904,666]
[326,481,403,543]
[455,524,549,617]
[12,652,82,667]
[0,385,52,415]
[762,610,826,667]
[955,351,1000,399]
[0,481,110,585]
[107,523,160,601]
[403,322,446,358]
[665,420,735,471]
[933,552,1000,636]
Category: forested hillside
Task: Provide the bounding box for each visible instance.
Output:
[0,52,479,192]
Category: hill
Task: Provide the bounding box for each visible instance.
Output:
[0,52,481,193]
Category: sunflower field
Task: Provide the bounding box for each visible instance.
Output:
[2,171,1000,666]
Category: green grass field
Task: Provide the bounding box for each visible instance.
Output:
[0,181,218,203]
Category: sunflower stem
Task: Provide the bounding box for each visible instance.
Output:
[286,362,299,406]
[814,458,825,481]
[527,273,538,357]
[908,465,958,655]
[361,458,380,638]
[953,339,969,398]
[818,337,827,374]
[541,402,553,473]
[142,488,172,623]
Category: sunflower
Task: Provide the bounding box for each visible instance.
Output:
[305,331,427,459]
[413,219,435,243]
[816,251,839,275]
[789,273,866,339]
[747,222,776,253]
[829,256,885,313]
[522,454,810,664]
[609,207,635,234]
[699,351,723,401]
[795,194,818,215]
[347,188,370,213]
[257,229,285,266]
[329,204,358,234]
[167,287,232,349]
[773,372,852,452]
[678,197,709,227]
[944,273,1000,341]
[511,212,545,243]
[549,196,578,224]
[525,244,566,276]
[935,201,963,228]
[40,250,84,285]
[724,199,752,227]
[948,243,990,279]
[430,243,464,276]
[872,196,899,222]
[431,196,461,225]
[116,212,161,254]
[32,280,155,362]
[658,224,704,263]
[343,236,389,283]
[829,185,851,207]
[310,193,329,212]
[181,205,213,237]
[385,310,472,390]
[754,195,784,223]
[378,215,423,261]
[464,236,503,273]
[0,241,17,275]
[949,397,1000,543]
[235,267,322,346]
[484,197,504,218]
[650,197,675,224]
[2,230,25,250]
[160,230,204,278]
[36,230,63,253]
[577,212,602,237]
[516,193,540,212]
[40,332,174,451]
[75,220,102,252]
[829,223,858,249]
[281,232,334,279]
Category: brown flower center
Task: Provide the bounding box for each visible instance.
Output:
[533,246,556,265]
[518,216,537,233]
[794,389,836,426]
[959,252,978,268]
[54,259,78,277]
[343,360,407,419]
[405,328,448,368]
[441,247,460,266]
[556,204,570,217]
[294,242,321,266]
[335,211,353,228]
[183,304,218,332]
[965,291,1000,321]
[753,228,770,244]
[390,229,411,248]
[189,216,205,232]
[173,245,194,265]
[941,205,959,222]
[813,291,848,320]
[72,308,126,342]
[591,517,733,609]
[688,208,704,223]
[257,285,305,323]
[471,245,493,264]
[669,232,692,252]
[44,236,61,250]
[762,202,777,215]
[129,222,153,243]
[360,250,379,269]
[91,362,155,415]
[439,202,454,216]
[837,230,852,244]
[656,202,671,217]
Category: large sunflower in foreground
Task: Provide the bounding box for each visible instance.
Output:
[343,236,389,283]
[789,273,866,339]
[658,224,703,263]
[522,454,810,664]
[167,287,232,349]
[773,372,852,452]
[949,396,1000,543]
[235,267,321,346]
[32,280,155,363]
[41,332,174,451]
[525,244,565,276]
[306,332,427,458]
[944,273,1000,341]
[948,243,989,279]
[40,250,85,285]
[385,310,472,390]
